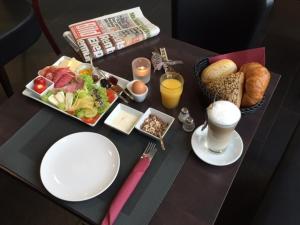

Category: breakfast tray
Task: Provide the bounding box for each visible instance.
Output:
[22,56,129,127]
[194,48,266,114]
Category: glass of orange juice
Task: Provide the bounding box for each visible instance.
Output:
[160,72,184,109]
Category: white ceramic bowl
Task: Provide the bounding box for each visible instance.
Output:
[75,63,93,75]
[26,76,54,97]
[126,80,148,102]
[135,107,175,140]
[104,103,143,135]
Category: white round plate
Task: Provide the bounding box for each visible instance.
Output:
[40,132,120,201]
[191,125,243,166]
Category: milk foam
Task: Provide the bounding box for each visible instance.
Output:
[207,100,241,126]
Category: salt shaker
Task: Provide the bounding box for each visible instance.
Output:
[178,107,189,122]
[183,116,195,132]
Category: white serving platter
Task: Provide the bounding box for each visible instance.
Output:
[40,132,120,201]
[22,56,129,127]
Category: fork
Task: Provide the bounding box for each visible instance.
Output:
[141,142,157,159]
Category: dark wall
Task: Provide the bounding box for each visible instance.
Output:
[217,0,300,225]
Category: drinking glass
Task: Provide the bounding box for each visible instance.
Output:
[132,57,151,84]
[160,72,184,109]
[206,100,241,153]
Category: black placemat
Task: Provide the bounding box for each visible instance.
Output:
[0,107,191,225]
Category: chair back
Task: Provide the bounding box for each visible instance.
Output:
[172,0,274,53]
[0,13,41,65]
[0,0,61,97]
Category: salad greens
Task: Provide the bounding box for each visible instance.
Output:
[80,75,94,92]
[41,91,53,103]
[96,87,109,114]
[41,75,112,120]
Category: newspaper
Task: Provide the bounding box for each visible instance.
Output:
[64,7,160,62]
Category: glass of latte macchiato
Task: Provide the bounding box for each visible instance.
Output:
[206,100,241,153]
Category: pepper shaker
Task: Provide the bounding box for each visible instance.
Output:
[178,107,190,122]
[182,116,195,132]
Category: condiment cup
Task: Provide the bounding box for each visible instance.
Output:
[26,76,54,97]
[126,80,149,102]
[104,103,143,135]
[135,107,175,140]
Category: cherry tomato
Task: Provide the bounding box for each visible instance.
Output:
[106,89,116,103]
[34,77,46,86]
[33,83,46,94]
[82,115,100,124]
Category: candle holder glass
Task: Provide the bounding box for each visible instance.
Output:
[132,57,151,84]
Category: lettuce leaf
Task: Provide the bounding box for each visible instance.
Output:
[97,87,109,114]
[80,75,94,93]
[41,91,53,103]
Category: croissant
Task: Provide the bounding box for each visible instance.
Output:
[239,62,270,107]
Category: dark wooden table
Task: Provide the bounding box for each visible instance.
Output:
[0,35,280,225]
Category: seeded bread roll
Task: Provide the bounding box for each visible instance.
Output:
[201,59,237,84]
[239,62,270,107]
[205,72,244,107]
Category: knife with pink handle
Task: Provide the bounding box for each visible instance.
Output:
[101,142,157,225]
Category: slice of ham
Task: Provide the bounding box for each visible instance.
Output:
[75,78,84,90]
[39,66,83,92]
[60,79,84,92]
[39,66,57,80]
[39,66,75,85]
[38,66,52,77]
[44,73,53,81]
[61,82,78,92]
[55,72,74,88]
[52,68,74,83]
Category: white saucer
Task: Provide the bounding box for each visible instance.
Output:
[191,125,243,166]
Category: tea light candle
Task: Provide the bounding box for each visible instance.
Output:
[136,66,148,76]
[132,57,151,84]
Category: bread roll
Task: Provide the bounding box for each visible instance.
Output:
[206,72,244,107]
[201,59,237,84]
[239,62,270,107]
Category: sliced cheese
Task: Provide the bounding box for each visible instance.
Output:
[65,92,74,111]
[67,58,82,72]
[55,91,65,104]
[48,95,59,106]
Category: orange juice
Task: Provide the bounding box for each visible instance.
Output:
[160,74,183,109]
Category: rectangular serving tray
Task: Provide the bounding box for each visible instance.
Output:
[22,56,129,127]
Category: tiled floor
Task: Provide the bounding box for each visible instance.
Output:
[1,0,300,224]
